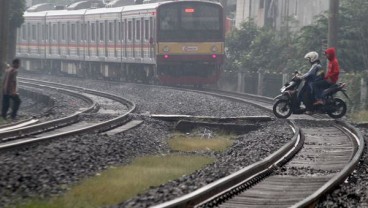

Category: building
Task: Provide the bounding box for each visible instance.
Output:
[235,0,329,30]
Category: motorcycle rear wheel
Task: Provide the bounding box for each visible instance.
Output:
[327,98,347,118]
[273,100,292,118]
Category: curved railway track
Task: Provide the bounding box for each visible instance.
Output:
[13,74,365,207]
[150,89,364,208]
[0,78,136,151]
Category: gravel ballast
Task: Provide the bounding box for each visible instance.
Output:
[6,73,365,208]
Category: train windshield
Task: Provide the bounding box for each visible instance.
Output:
[158,2,223,42]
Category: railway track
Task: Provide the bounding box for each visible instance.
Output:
[11,74,365,207]
[0,78,136,151]
[150,89,364,208]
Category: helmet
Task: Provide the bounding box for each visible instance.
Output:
[304,51,319,63]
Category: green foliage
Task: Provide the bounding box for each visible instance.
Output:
[225,20,259,71]
[226,0,368,73]
[9,0,25,28]
[338,0,368,71]
[225,20,290,73]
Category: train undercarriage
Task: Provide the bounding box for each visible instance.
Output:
[22,59,222,86]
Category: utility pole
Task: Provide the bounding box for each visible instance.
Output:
[328,0,339,48]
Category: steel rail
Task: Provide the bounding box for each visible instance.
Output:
[290,120,364,208]
[0,80,136,151]
[0,82,98,140]
[151,121,303,208]
[146,87,363,208]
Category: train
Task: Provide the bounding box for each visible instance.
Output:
[16,0,225,86]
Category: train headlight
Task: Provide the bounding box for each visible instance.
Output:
[211,45,218,52]
[163,46,170,52]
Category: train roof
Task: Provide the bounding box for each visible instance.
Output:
[85,6,124,15]
[45,9,88,16]
[24,11,48,18]
[23,1,220,19]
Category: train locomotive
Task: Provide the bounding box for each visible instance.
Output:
[16,0,225,86]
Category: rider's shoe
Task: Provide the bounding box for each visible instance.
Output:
[313,100,324,105]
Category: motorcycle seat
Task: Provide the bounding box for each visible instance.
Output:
[322,82,346,97]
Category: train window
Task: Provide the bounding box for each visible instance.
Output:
[158,3,222,41]
[82,23,86,41]
[118,22,121,40]
[160,9,177,30]
[91,23,96,41]
[22,25,26,40]
[77,23,80,42]
[114,20,117,42]
[122,21,126,41]
[128,21,132,41]
[41,24,45,41]
[52,24,57,41]
[71,24,76,41]
[109,22,113,41]
[27,23,31,40]
[32,25,36,40]
[45,24,48,40]
[62,24,66,41]
[144,19,149,40]
[37,23,41,41]
[100,22,104,41]
[136,20,140,40]
[181,5,220,30]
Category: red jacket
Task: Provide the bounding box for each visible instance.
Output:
[324,48,339,84]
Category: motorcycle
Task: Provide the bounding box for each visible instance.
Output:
[272,71,349,119]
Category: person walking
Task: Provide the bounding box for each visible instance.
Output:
[2,58,21,120]
[313,48,340,105]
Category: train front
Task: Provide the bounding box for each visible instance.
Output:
[156,1,224,85]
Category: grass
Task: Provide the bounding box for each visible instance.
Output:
[0,117,6,125]
[168,132,234,152]
[349,110,368,123]
[15,154,214,208]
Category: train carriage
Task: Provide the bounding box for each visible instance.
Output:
[46,9,87,75]
[17,0,225,86]
[18,10,48,70]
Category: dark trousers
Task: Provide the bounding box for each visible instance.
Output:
[297,84,313,111]
[313,80,333,100]
[1,94,21,119]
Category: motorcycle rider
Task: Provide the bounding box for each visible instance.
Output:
[313,47,340,105]
[295,51,323,114]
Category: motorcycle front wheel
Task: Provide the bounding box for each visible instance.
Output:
[273,99,292,118]
[327,98,347,119]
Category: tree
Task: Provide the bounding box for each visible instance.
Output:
[8,0,26,63]
[225,19,291,73]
